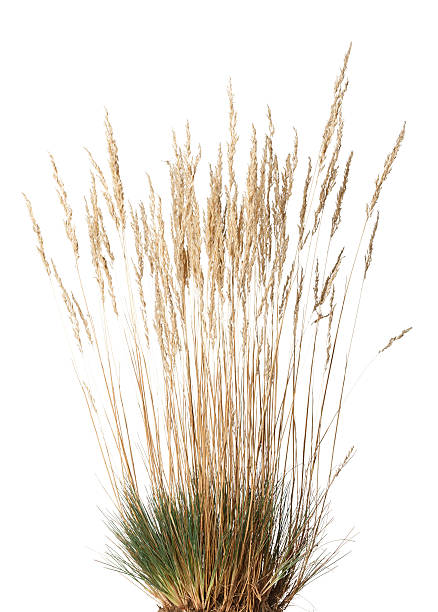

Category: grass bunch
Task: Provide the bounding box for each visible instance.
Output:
[26,45,409,612]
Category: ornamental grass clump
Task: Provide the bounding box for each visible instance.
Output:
[26,45,409,612]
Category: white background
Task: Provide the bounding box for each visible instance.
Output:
[0,1,436,611]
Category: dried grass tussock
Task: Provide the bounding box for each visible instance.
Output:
[26,46,410,612]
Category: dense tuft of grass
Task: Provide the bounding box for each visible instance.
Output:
[105,478,332,612]
[26,44,408,611]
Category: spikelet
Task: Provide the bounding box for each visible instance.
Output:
[379,326,412,354]
[364,212,379,278]
[316,248,344,309]
[314,115,343,234]
[273,127,298,281]
[51,260,82,351]
[86,173,105,302]
[366,123,405,218]
[293,268,304,338]
[102,255,118,316]
[319,43,351,168]
[182,122,203,293]
[131,206,149,344]
[331,151,353,238]
[105,110,126,230]
[298,157,312,248]
[330,446,355,485]
[313,259,320,307]
[205,145,225,293]
[225,79,240,277]
[86,148,117,223]
[72,293,93,345]
[50,154,79,259]
[279,262,295,321]
[325,287,335,369]
[24,194,51,276]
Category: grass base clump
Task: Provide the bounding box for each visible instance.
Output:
[105,478,333,612]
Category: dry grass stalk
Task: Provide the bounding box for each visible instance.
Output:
[25,48,408,612]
